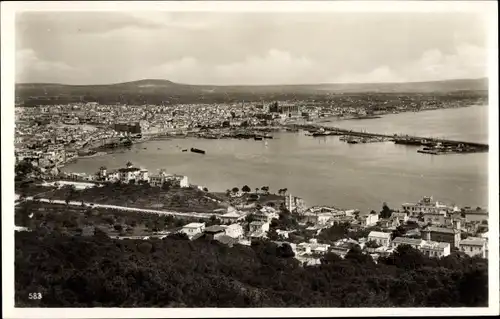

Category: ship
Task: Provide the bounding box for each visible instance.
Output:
[190,148,206,154]
[254,136,263,141]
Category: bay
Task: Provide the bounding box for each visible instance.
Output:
[63,105,489,212]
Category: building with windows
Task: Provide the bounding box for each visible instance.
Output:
[402,196,455,217]
[420,241,451,258]
[367,231,392,247]
[421,226,461,248]
[181,222,206,239]
[459,237,487,258]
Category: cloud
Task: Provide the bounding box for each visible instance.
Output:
[16,49,84,83]
[143,50,317,85]
[331,43,487,84]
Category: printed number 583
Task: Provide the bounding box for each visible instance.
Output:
[29,293,42,300]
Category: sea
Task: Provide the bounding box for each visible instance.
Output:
[63,104,489,212]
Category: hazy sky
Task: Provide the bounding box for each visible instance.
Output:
[15,11,488,85]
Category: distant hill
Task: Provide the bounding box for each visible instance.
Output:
[15,78,488,106]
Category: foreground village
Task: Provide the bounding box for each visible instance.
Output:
[15,159,489,267]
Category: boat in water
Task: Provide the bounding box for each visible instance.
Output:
[182,149,188,152]
[191,148,206,154]
[254,136,263,141]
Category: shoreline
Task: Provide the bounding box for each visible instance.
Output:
[60,103,486,168]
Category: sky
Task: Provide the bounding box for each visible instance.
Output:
[15,11,489,85]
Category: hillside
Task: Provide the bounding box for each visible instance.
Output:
[16,78,488,106]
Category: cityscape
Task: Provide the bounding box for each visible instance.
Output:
[5,4,497,315]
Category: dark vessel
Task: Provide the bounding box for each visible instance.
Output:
[254,136,263,140]
[182,149,188,152]
[191,148,206,154]
[347,140,359,144]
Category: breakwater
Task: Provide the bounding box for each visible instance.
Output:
[290,123,489,153]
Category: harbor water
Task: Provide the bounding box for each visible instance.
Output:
[63,105,489,212]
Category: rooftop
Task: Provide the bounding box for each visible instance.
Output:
[460,237,487,246]
[368,231,392,239]
[182,222,205,228]
[421,240,450,250]
[423,226,460,234]
[204,225,227,233]
[392,237,424,246]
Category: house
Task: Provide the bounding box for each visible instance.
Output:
[391,211,409,224]
[464,208,488,223]
[181,222,206,239]
[420,241,451,258]
[253,207,279,223]
[377,218,399,229]
[359,211,379,227]
[223,224,244,239]
[297,239,330,256]
[203,225,227,240]
[284,194,307,214]
[249,221,270,233]
[402,196,452,217]
[367,231,392,247]
[421,226,461,248]
[118,167,142,183]
[391,237,424,250]
[423,213,446,226]
[459,237,487,258]
[214,235,239,247]
[219,211,244,224]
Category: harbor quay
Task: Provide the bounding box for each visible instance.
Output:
[291,123,489,154]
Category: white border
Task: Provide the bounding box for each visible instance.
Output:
[2,1,499,318]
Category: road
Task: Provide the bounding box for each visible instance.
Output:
[20,196,223,219]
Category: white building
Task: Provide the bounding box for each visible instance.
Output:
[459,237,487,258]
[222,224,244,239]
[402,196,452,216]
[367,231,392,247]
[181,222,206,239]
[359,212,379,227]
[420,241,451,258]
[285,194,307,214]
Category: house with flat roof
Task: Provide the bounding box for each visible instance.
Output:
[459,237,487,258]
[420,241,451,258]
[181,222,206,239]
[367,231,392,247]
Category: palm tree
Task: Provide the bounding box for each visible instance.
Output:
[242,185,251,193]
[126,161,133,168]
[255,187,260,194]
[282,188,288,196]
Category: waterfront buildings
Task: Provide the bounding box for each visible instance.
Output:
[285,194,307,214]
[402,196,456,216]
[464,208,488,223]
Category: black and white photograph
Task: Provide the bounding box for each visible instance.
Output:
[2,1,498,317]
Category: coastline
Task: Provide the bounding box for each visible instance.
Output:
[61,103,486,169]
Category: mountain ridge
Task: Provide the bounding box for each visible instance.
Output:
[16,77,488,89]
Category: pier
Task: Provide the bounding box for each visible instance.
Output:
[289,123,489,154]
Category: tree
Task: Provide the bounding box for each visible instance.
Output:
[255,188,260,194]
[261,186,270,194]
[380,202,393,219]
[242,185,251,193]
[282,188,288,196]
[232,187,239,194]
[162,182,171,191]
[267,228,279,241]
[365,240,381,249]
[203,187,209,192]
[126,161,133,168]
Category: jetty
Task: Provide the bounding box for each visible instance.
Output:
[290,123,489,155]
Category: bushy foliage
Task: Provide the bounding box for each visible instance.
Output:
[15,230,487,307]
